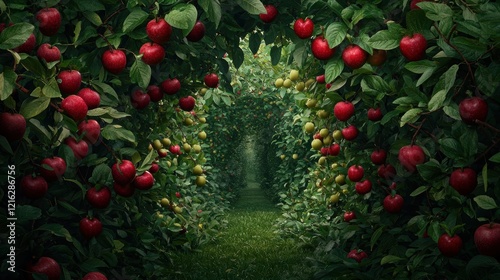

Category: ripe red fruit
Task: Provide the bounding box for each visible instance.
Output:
[334,101,355,121]
[130,89,151,109]
[400,33,427,61]
[186,21,206,42]
[293,18,314,39]
[112,160,136,185]
[342,44,368,69]
[79,216,103,239]
[132,171,154,190]
[347,249,368,263]
[316,74,326,84]
[86,186,111,209]
[343,211,356,222]
[14,33,36,53]
[146,18,172,44]
[355,180,372,195]
[378,164,397,180]
[158,148,168,158]
[40,157,66,182]
[20,175,48,199]
[36,7,61,36]
[161,78,181,95]
[367,107,383,121]
[311,36,335,60]
[348,165,364,182]
[398,145,426,173]
[78,119,101,144]
[370,149,387,165]
[83,272,108,280]
[438,233,462,257]
[113,182,135,197]
[449,167,477,195]
[36,43,61,62]
[259,5,278,23]
[147,85,163,102]
[176,191,181,198]
[139,42,165,65]
[410,0,429,10]
[64,137,89,159]
[329,144,340,156]
[204,73,219,88]
[0,112,26,142]
[149,162,160,173]
[367,49,387,66]
[26,256,61,280]
[61,95,88,121]
[383,194,404,213]
[459,97,488,125]
[57,70,82,95]
[474,223,500,258]
[313,133,323,140]
[320,147,330,156]
[77,88,100,109]
[179,96,196,111]
[169,145,181,155]
[341,125,358,141]
[101,49,127,74]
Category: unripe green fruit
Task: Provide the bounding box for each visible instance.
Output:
[289,69,299,81]
[311,139,323,150]
[153,139,163,150]
[193,164,203,175]
[275,78,284,88]
[198,131,207,140]
[320,128,329,138]
[304,122,315,133]
[283,79,293,88]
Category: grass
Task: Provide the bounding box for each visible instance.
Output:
[167,140,314,279]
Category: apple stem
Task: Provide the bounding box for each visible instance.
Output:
[475,119,500,134]
[16,82,30,94]
[410,118,427,145]
[50,102,63,113]
[103,2,126,25]
[98,34,114,50]
[407,122,437,142]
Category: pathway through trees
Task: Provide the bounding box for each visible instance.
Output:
[168,139,314,279]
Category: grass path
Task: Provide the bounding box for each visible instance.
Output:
[167,141,314,279]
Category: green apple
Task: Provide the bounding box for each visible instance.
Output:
[275,78,284,88]
[320,128,329,138]
[292,154,298,160]
[193,164,203,175]
[196,176,206,186]
[318,156,326,165]
[335,174,346,185]
[306,98,317,108]
[305,78,315,89]
[283,78,293,88]
[280,154,286,160]
[161,137,171,146]
[333,130,343,141]
[311,139,323,150]
[317,110,329,119]
[193,144,202,153]
[152,139,163,150]
[304,122,315,133]
[198,117,207,123]
[289,69,299,81]
[295,82,305,91]
[160,198,170,207]
[183,143,191,152]
[329,193,340,203]
[323,135,333,145]
[198,131,207,140]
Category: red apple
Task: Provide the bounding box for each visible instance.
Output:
[64,136,89,159]
[57,70,82,95]
[179,96,196,111]
[367,49,387,66]
[348,165,364,182]
[0,112,26,142]
[40,157,66,182]
[61,95,88,121]
[158,148,168,158]
[26,256,61,280]
[400,33,427,61]
[149,162,160,173]
[139,42,165,65]
[293,18,314,39]
[161,78,181,95]
[342,44,368,69]
[334,101,355,121]
[449,167,477,195]
[13,33,36,53]
[383,194,404,213]
[367,107,383,121]
[113,182,135,197]
[77,88,100,109]
[175,191,182,198]
[86,186,111,209]
[438,233,462,257]
[398,145,426,173]
[20,175,48,199]
[329,144,340,156]
[459,97,488,125]
[341,125,358,141]
[83,272,108,280]
[311,36,335,60]
[36,7,61,36]
[204,73,219,88]
[347,249,368,263]
[101,49,127,74]
[316,74,325,84]
[186,21,205,42]
[474,223,500,258]
[370,149,387,165]
[343,211,356,222]
[169,145,181,155]
[132,171,154,190]
[146,18,172,44]
[378,164,397,180]
[78,119,101,144]
[355,180,372,195]
[79,216,103,239]
[130,89,150,109]
[112,160,136,185]
[147,85,163,102]
[37,43,61,62]
[259,5,278,23]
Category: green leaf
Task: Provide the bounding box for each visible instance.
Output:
[235,0,266,15]
[400,108,422,127]
[270,46,281,66]
[428,90,446,111]
[466,255,500,280]
[482,163,488,193]
[89,163,113,185]
[417,159,442,182]
[198,0,222,28]
[489,153,500,163]
[0,68,17,101]
[438,138,461,160]
[367,30,401,50]
[0,23,34,50]
[165,3,197,34]
[122,8,148,33]
[42,78,62,98]
[450,36,488,61]
[79,258,108,271]
[325,57,344,84]
[249,32,261,54]
[83,11,103,26]
[130,59,151,89]
[443,105,461,120]
[370,226,384,251]
[410,186,429,197]
[406,9,432,33]
[474,195,497,210]
[381,255,404,265]
[404,60,436,74]
[418,2,453,21]
[325,22,348,49]
[101,125,136,143]
[58,200,84,215]
[37,224,73,242]
[20,97,51,119]
[233,46,245,69]
[16,205,42,222]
